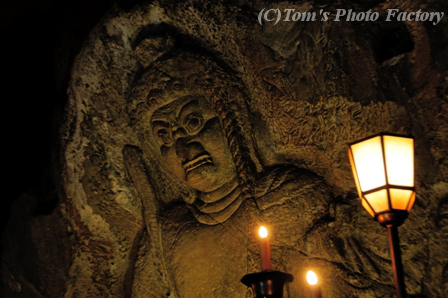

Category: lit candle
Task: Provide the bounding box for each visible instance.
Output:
[306,270,322,298]
[258,226,271,271]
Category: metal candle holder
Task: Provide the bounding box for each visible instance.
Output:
[241,271,293,298]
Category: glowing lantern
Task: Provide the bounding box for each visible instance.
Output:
[348,133,415,226]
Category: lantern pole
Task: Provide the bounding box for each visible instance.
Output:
[387,224,406,298]
[377,211,408,298]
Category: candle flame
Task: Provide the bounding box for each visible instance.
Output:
[306,270,318,285]
[259,226,268,238]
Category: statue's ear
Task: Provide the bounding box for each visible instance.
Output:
[133,34,175,68]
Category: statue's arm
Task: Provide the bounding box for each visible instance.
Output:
[123,146,177,298]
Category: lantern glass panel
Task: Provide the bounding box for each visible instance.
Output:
[384,136,414,187]
[362,199,375,217]
[390,189,413,210]
[364,189,389,214]
[407,191,416,212]
[350,136,386,192]
[348,148,363,198]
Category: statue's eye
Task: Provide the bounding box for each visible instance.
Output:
[157,129,172,145]
[183,113,204,133]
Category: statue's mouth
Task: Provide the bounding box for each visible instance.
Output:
[183,153,213,174]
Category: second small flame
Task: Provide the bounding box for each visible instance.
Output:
[306,270,318,285]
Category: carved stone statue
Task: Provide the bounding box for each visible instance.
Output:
[123,44,398,297]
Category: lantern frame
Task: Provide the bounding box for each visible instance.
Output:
[348,132,415,227]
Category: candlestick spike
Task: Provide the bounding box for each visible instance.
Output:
[241,271,293,298]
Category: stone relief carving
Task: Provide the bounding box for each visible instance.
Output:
[2,1,447,297]
[123,46,338,296]
[119,36,428,297]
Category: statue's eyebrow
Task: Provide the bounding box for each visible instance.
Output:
[151,119,170,129]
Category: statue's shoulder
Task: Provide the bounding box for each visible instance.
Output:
[254,165,332,213]
[255,165,329,197]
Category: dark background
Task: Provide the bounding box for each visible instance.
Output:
[0,0,117,236]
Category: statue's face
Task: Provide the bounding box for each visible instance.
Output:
[151,96,237,193]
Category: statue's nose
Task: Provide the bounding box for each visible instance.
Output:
[175,138,205,164]
[171,123,187,141]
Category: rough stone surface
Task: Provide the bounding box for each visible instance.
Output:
[2,0,448,297]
